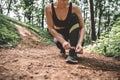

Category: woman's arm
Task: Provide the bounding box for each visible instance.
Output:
[73,4,86,52]
[45,5,71,49]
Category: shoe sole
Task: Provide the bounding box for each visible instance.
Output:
[66,59,78,64]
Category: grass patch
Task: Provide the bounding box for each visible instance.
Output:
[0,14,53,46]
[0,15,20,48]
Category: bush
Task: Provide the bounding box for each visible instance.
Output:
[86,17,120,57]
[0,14,53,46]
[0,16,20,47]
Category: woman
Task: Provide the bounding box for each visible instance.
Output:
[45,0,85,63]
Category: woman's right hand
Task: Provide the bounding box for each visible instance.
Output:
[62,41,71,50]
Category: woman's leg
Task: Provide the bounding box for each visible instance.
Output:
[69,24,80,54]
[66,14,81,63]
[69,24,80,47]
[54,40,65,54]
[54,29,69,55]
[66,24,80,63]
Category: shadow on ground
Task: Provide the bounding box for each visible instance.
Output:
[78,57,120,71]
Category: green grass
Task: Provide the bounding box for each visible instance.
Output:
[0,14,53,48]
[0,15,20,47]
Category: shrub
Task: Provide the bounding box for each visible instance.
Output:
[86,17,120,57]
[0,16,20,47]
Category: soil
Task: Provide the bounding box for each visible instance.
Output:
[0,24,120,80]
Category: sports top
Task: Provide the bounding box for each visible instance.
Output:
[51,2,72,28]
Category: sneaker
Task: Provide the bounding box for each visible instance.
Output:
[66,49,78,64]
[66,55,78,64]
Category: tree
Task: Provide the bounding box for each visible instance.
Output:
[96,0,102,39]
[41,0,45,28]
[7,0,12,15]
[88,0,96,41]
[22,0,34,23]
[0,5,3,14]
[49,0,53,3]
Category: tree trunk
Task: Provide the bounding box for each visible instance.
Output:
[88,0,96,41]
[7,0,12,15]
[41,0,45,28]
[49,0,53,3]
[23,0,34,23]
[106,2,110,32]
[0,5,3,14]
[97,0,102,39]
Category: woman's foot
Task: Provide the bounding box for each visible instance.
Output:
[66,55,78,64]
[66,49,78,64]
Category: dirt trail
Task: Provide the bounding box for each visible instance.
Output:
[0,24,120,80]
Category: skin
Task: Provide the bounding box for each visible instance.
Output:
[45,0,86,52]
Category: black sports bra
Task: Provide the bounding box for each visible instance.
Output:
[51,2,72,27]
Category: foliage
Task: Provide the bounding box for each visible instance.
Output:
[0,15,20,47]
[86,17,120,57]
[1,0,120,47]
[1,0,120,45]
[0,14,53,45]
[69,0,80,5]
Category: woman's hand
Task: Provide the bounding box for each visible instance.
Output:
[75,44,83,54]
[62,41,71,50]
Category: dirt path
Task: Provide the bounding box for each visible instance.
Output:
[0,45,120,80]
[0,24,120,80]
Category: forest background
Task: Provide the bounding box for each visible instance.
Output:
[0,0,120,58]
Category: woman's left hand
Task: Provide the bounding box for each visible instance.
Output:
[75,44,83,53]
